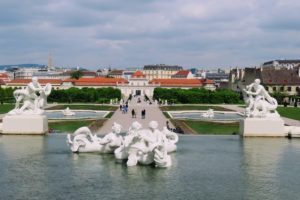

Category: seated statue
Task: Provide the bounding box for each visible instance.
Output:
[243,79,279,118]
[9,77,52,115]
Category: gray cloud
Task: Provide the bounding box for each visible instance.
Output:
[0,0,299,69]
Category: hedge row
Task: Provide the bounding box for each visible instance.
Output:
[153,88,242,104]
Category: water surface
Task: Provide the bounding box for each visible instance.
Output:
[0,135,299,200]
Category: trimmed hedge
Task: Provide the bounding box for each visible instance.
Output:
[48,87,121,103]
[153,88,241,104]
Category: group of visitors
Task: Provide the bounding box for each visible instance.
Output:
[130,108,146,119]
[120,103,129,114]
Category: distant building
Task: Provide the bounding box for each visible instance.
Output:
[4,70,216,97]
[171,70,194,79]
[262,59,300,70]
[143,64,183,80]
[228,66,300,96]
[0,72,11,83]
[108,70,124,78]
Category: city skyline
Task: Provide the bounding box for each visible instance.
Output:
[1,0,300,69]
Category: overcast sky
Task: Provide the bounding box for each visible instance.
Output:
[0,0,300,69]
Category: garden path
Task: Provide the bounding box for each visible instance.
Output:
[97,96,174,135]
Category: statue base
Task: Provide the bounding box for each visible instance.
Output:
[2,115,48,135]
[240,117,286,137]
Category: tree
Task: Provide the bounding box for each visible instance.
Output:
[70,70,83,80]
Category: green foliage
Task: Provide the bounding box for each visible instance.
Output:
[70,70,83,79]
[271,92,287,104]
[0,87,14,103]
[153,88,241,104]
[48,87,121,103]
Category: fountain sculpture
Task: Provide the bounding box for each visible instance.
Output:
[67,121,178,168]
[201,109,214,118]
[1,77,52,134]
[62,107,76,116]
[241,78,285,136]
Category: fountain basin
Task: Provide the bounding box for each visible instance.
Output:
[45,110,110,120]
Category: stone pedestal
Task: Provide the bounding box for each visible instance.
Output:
[2,115,48,135]
[240,117,286,137]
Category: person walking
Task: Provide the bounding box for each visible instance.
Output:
[141,109,144,119]
[131,109,136,118]
[143,109,146,119]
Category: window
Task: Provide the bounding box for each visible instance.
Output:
[273,87,276,92]
[265,86,269,91]
[280,87,284,92]
[287,87,292,92]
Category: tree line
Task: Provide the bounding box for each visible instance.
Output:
[153,88,242,104]
[48,87,121,103]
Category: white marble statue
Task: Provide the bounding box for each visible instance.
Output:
[243,79,279,118]
[120,121,172,167]
[161,126,179,153]
[62,107,76,116]
[67,121,178,168]
[8,77,52,115]
[67,122,123,153]
[201,109,214,118]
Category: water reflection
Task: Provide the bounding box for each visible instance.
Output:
[241,138,300,200]
[0,135,300,200]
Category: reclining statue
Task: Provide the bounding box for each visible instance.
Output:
[67,122,123,153]
[242,79,279,118]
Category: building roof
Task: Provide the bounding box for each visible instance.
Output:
[0,73,9,78]
[131,70,145,78]
[149,78,214,87]
[0,73,10,82]
[63,77,128,86]
[263,59,300,65]
[171,70,191,78]
[143,64,183,71]
[108,70,124,76]
[261,68,300,85]
[7,79,63,85]
[0,79,5,85]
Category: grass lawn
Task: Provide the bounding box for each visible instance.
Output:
[162,112,171,119]
[277,107,300,121]
[105,112,114,118]
[47,104,117,111]
[183,120,239,135]
[49,119,106,133]
[0,104,15,114]
[160,105,233,111]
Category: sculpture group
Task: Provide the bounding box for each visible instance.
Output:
[9,77,52,115]
[242,79,279,118]
[67,121,178,168]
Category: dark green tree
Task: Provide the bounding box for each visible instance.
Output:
[70,70,83,80]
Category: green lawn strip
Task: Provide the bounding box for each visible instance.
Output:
[0,104,15,114]
[183,120,239,135]
[49,119,106,133]
[276,107,300,121]
[160,105,233,111]
[162,112,171,119]
[105,112,114,118]
[47,104,117,111]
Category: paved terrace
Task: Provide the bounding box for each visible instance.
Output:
[97,96,174,135]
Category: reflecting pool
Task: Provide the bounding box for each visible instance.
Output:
[0,135,300,200]
[168,111,244,121]
[45,110,109,120]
